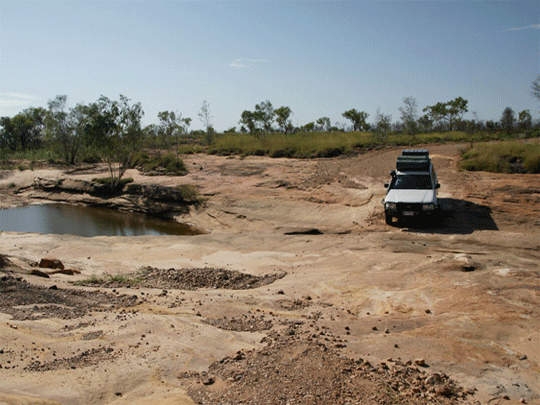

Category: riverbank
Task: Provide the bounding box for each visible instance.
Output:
[1,144,539,404]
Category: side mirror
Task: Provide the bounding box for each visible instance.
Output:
[390,170,396,177]
[436,183,440,189]
[384,183,389,188]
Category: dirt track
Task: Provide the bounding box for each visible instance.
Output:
[0,143,539,405]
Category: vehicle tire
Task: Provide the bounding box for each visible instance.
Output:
[385,212,393,225]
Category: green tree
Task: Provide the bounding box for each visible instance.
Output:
[518,109,532,131]
[198,100,212,130]
[423,97,468,131]
[422,102,446,130]
[417,114,433,133]
[532,76,540,103]
[398,96,418,138]
[239,110,257,134]
[446,97,469,129]
[485,120,498,134]
[0,116,16,151]
[45,95,83,164]
[143,124,160,148]
[158,110,190,160]
[302,122,315,132]
[316,117,331,132]
[254,100,274,132]
[342,109,369,131]
[500,107,516,135]
[374,108,392,136]
[275,106,293,133]
[85,95,144,190]
[198,101,214,145]
[0,107,46,152]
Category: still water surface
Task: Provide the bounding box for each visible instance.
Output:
[0,204,198,237]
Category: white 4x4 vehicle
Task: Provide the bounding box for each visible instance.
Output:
[383,150,440,225]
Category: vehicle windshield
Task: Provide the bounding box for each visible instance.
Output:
[393,174,433,190]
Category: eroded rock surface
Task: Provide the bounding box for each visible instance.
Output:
[0,144,539,405]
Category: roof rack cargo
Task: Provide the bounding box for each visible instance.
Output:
[396,155,431,171]
[401,149,429,157]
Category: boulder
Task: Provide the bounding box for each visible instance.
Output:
[39,257,64,270]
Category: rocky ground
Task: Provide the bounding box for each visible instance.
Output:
[0,143,539,405]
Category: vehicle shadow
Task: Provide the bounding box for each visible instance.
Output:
[399,198,499,234]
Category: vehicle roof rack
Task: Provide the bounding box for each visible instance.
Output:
[396,155,431,171]
[402,149,429,156]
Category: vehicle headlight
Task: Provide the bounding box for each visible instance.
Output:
[422,203,435,211]
[386,203,397,210]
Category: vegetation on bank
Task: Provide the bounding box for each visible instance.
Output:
[209,130,540,158]
[459,141,540,174]
[1,86,539,176]
[132,152,188,175]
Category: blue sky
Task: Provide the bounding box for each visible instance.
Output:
[1,1,538,131]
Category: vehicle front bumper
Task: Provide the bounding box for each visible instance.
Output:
[384,202,438,217]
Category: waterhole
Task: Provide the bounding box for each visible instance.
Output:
[0,204,200,237]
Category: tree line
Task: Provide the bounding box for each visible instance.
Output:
[2,77,539,164]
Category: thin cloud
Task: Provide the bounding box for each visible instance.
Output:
[0,92,41,108]
[0,93,42,113]
[230,58,269,69]
[0,92,41,101]
[499,24,540,33]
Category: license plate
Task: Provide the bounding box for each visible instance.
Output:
[403,211,415,216]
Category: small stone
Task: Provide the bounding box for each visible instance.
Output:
[520,398,527,404]
[425,374,442,385]
[372,326,378,331]
[384,328,390,334]
[30,269,50,278]
[415,359,426,366]
[202,377,215,386]
[425,309,431,314]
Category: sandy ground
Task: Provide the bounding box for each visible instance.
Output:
[0,143,539,405]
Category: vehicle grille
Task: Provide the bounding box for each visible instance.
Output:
[396,203,423,211]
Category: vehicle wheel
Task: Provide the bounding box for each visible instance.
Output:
[385,212,393,225]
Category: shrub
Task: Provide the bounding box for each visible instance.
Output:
[140,153,187,175]
[130,150,150,167]
[459,141,540,173]
[175,184,199,202]
[92,177,134,193]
